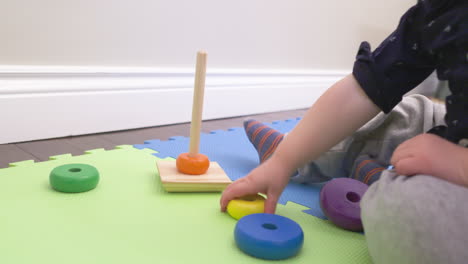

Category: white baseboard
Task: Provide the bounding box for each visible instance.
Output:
[0,66,348,144]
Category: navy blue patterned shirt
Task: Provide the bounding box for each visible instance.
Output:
[353,0,467,143]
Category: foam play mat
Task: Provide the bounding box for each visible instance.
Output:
[0,122,372,263]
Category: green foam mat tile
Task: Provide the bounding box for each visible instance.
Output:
[0,145,371,263]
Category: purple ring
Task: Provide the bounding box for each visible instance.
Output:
[320,178,368,231]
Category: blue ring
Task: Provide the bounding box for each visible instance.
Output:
[234,213,304,260]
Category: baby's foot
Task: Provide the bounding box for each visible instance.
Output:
[353,155,386,185]
[243,119,284,163]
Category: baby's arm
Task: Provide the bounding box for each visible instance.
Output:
[273,74,380,175]
[220,74,381,213]
[391,133,468,188]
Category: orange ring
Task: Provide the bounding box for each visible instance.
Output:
[176,153,210,175]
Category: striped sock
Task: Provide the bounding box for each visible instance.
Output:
[352,155,386,185]
[244,119,284,163]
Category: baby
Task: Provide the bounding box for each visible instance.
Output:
[220,1,468,263]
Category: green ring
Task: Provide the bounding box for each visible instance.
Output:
[49,164,100,193]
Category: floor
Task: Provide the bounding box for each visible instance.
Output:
[0,109,307,168]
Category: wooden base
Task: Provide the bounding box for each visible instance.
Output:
[156,160,232,192]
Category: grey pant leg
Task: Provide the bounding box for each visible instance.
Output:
[361,171,468,264]
[344,94,446,174]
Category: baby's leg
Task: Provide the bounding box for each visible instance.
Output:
[361,170,468,264]
[244,94,447,184]
[244,119,348,183]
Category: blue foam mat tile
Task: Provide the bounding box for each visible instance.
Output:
[134,118,327,219]
[278,182,326,218]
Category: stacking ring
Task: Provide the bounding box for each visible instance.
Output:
[227,194,265,220]
[234,213,304,260]
[50,163,100,193]
[320,178,368,231]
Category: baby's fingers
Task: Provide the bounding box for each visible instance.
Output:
[264,192,279,214]
[394,156,427,176]
[220,178,259,212]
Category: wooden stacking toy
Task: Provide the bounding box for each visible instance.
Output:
[156,51,231,192]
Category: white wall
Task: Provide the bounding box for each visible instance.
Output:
[0,0,412,69]
[0,0,415,143]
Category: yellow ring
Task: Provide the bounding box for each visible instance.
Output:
[227,194,265,220]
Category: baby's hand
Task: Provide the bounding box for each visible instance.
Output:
[220,155,292,214]
[391,133,468,187]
